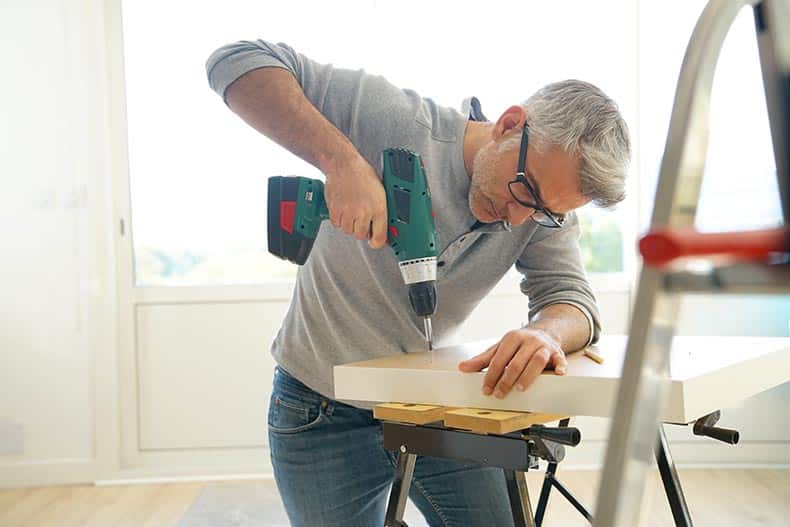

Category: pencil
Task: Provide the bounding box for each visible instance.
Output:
[584,348,605,364]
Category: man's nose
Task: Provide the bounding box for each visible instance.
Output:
[506,202,533,226]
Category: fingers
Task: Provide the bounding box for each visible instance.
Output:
[330,209,342,229]
[323,159,388,247]
[332,206,387,245]
[551,348,568,376]
[340,212,355,237]
[509,347,552,395]
[482,337,520,395]
[337,208,372,240]
[491,346,532,397]
[369,210,388,249]
[458,343,498,373]
[352,215,370,241]
[476,329,567,399]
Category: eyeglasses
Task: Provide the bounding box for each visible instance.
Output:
[507,124,566,228]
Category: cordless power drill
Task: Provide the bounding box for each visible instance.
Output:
[267,148,439,353]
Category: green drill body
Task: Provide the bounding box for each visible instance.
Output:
[267,148,439,349]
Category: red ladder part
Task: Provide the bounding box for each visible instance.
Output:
[639,227,787,267]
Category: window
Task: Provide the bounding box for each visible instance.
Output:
[121,0,637,286]
[638,1,782,232]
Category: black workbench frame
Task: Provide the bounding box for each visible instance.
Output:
[382,419,694,527]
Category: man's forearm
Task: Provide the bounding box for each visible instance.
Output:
[527,303,591,352]
[224,67,358,173]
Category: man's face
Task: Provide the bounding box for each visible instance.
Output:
[469,132,587,226]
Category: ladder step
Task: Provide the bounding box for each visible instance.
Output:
[640,227,787,267]
[662,261,790,293]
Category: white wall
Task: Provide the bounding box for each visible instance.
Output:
[0,0,118,487]
[1,0,789,490]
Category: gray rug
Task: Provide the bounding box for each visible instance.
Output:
[177,479,428,526]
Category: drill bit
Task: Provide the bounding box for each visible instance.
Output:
[423,317,433,362]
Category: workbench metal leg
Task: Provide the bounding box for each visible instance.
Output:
[533,462,557,527]
[384,450,417,527]
[547,476,593,522]
[534,417,571,526]
[504,469,535,527]
[655,424,693,527]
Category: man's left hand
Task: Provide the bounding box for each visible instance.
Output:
[458,328,568,398]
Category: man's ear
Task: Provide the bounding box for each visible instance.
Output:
[492,105,527,140]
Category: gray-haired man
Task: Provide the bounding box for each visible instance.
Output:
[207,39,630,527]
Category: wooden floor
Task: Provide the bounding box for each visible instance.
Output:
[1,469,788,526]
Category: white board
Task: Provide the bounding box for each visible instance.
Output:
[334,335,790,423]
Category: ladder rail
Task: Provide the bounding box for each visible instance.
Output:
[594,2,760,526]
[755,0,790,228]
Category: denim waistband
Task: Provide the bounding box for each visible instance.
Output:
[274,366,323,402]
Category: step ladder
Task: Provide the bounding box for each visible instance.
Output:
[594,1,790,525]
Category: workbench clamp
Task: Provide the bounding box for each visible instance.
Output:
[521,424,581,464]
[692,410,740,444]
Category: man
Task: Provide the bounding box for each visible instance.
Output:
[207,39,630,527]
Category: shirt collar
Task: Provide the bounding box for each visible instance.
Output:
[461,96,489,122]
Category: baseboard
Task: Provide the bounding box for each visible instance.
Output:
[95,472,275,486]
[0,458,103,489]
[4,440,789,489]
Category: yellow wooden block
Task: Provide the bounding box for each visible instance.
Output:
[444,408,568,434]
[373,403,449,425]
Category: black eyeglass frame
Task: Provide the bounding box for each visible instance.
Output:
[507,124,566,228]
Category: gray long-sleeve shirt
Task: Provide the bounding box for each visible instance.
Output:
[206,40,600,402]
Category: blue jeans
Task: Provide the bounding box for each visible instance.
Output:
[268,366,516,527]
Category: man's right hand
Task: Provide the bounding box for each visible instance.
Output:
[323,154,388,249]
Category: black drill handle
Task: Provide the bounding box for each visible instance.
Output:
[526,424,581,446]
[693,424,740,444]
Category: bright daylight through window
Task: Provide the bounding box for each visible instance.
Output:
[121,1,638,286]
[639,1,781,235]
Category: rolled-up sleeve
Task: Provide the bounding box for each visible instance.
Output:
[205,39,418,164]
[205,40,312,103]
[515,212,600,345]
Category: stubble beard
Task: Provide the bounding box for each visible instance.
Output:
[469,142,499,221]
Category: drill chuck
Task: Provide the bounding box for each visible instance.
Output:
[399,256,438,317]
[408,281,437,317]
